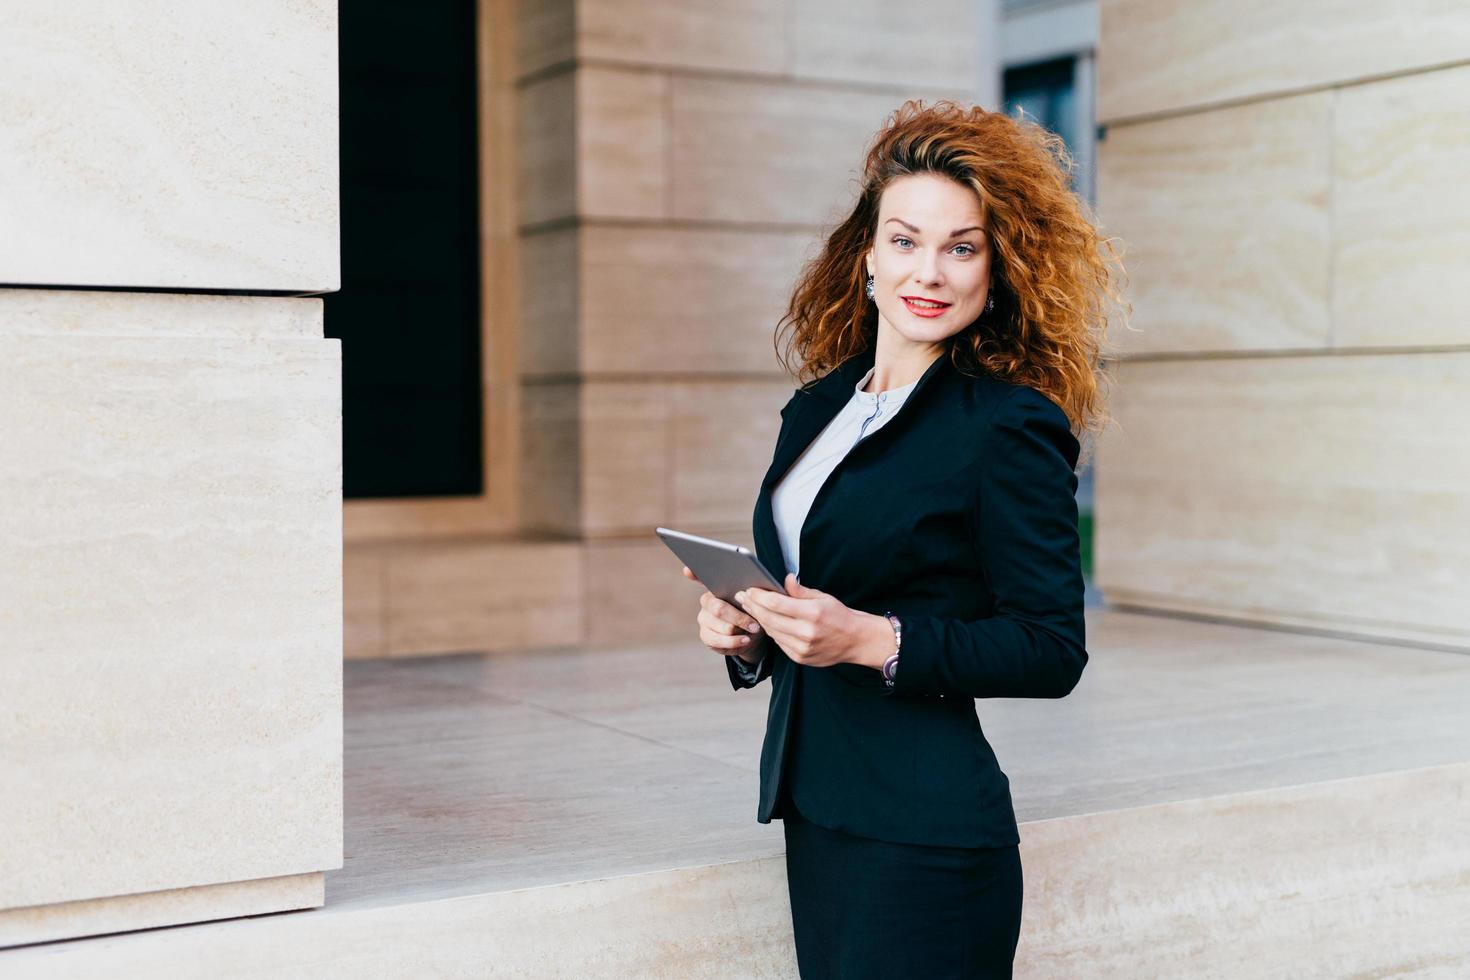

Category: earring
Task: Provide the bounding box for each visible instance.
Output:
[865,274,875,300]
[984,289,994,314]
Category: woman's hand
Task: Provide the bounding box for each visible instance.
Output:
[681,565,769,664]
[736,572,892,670]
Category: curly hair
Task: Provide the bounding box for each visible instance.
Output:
[773,98,1129,469]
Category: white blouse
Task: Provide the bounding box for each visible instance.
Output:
[769,363,920,581]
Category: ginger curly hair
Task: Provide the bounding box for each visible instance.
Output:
[773,98,1129,469]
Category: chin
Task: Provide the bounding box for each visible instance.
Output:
[899,321,967,344]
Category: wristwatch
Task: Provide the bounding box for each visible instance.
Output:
[881,611,902,687]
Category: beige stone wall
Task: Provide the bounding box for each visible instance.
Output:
[0,3,342,945]
[347,0,986,657]
[1094,0,1470,648]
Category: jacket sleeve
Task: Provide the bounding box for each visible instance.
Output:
[725,633,775,690]
[883,385,1088,700]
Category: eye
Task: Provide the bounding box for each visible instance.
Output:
[893,235,976,256]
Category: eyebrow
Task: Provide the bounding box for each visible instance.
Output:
[885,217,985,237]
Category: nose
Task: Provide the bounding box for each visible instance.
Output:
[915,249,944,286]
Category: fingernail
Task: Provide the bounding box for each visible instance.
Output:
[735,591,746,603]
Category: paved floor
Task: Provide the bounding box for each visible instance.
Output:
[331,607,1470,911]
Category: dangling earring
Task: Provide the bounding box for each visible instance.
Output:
[865,274,875,300]
[984,289,994,314]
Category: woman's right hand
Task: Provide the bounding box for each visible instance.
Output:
[681,565,768,663]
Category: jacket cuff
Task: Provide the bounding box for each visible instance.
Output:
[725,639,772,689]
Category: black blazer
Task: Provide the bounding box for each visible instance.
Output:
[725,342,1088,848]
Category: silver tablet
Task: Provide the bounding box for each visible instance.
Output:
[655,526,788,605]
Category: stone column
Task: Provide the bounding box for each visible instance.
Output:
[0,2,342,945]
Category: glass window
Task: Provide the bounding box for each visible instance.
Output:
[1003,56,1081,195]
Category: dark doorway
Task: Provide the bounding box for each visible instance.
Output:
[327,3,483,498]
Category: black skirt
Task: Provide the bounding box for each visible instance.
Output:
[782,798,1024,979]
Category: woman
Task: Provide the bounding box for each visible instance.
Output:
[681,99,1125,978]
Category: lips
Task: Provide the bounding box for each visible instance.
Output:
[902,296,951,317]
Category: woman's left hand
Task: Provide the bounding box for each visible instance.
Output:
[735,573,887,670]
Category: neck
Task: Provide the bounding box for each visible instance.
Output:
[864,331,947,394]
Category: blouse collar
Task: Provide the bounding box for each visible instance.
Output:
[852,364,921,405]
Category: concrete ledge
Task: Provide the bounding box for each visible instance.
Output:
[1018,762,1470,977]
[0,874,324,949]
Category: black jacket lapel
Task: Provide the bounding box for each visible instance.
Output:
[751,344,952,585]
